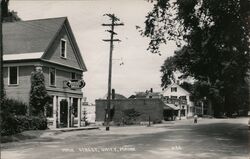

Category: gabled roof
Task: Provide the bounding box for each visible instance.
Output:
[3,17,87,71]
[135,91,161,98]
[162,83,190,95]
[3,17,66,54]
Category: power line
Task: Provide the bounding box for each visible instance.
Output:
[102,13,124,131]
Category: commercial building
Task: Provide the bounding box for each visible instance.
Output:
[162,82,195,118]
[3,17,87,129]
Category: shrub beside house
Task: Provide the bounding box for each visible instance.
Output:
[1,98,47,136]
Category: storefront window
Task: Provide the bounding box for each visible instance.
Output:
[72,98,78,117]
[46,96,53,118]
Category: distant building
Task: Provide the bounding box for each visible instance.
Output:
[103,93,127,100]
[3,17,87,129]
[95,86,196,124]
[134,88,162,99]
[82,102,96,124]
[162,82,194,118]
[95,98,164,124]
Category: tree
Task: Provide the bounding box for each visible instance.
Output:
[29,69,50,116]
[140,0,250,116]
[1,0,21,107]
[122,108,141,125]
[160,56,177,89]
[1,0,21,23]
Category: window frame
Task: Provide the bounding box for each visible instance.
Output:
[45,95,54,118]
[71,72,76,80]
[171,87,177,92]
[171,96,178,99]
[8,66,19,86]
[72,98,78,117]
[60,39,67,59]
[49,67,56,86]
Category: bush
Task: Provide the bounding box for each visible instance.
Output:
[30,116,47,130]
[1,115,47,136]
[1,98,47,136]
[122,108,141,125]
[153,119,162,124]
[2,98,27,115]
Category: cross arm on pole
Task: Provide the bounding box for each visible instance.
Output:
[102,23,124,26]
[102,39,121,42]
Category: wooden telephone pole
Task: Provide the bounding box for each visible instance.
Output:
[102,14,124,131]
[0,1,4,105]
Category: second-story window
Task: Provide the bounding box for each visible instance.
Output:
[179,96,187,100]
[8,66,19,85]
[171,87,177,92]
[60,39,67,58]
[71,72,76,80]
[50,68,56,86]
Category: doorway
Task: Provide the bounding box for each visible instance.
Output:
[60,99,68,127]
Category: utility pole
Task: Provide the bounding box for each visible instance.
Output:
[102,14,124,131]
[0,1,4,106]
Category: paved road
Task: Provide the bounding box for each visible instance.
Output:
[1,118,249,159]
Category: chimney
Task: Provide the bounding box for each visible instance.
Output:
[112,89,115,99]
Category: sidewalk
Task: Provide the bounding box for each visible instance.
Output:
[1,126,99,143]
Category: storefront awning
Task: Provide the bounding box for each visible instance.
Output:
[163,103,179,110]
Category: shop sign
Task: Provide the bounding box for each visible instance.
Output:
[66,80,86,89]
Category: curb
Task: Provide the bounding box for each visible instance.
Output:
[51,127,100,132]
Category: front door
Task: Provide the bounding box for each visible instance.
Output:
[60,99,68,127]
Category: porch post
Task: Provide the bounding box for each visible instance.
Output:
[53,95,57,129]
[201,102,204,115]
[58,97,61,127]
[67,97,71,128]
[185,105,188,118]
[178,109,181,120]
[77,98,82,127]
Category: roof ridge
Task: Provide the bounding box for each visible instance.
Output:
[3,17,67,24]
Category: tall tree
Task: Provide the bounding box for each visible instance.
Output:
[140,0,250,116]
[160,56,177,89]
[29,68,50,116]
[0,0,7,107]
[0,0,21,106]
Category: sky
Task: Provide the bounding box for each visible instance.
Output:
[10,0,177,103]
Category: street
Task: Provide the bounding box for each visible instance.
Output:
[1,118,249,159]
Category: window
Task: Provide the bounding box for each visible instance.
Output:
[45,96,53,118]
[171,87,177,92]
[179,96,187,100]
[171,96,178,99]
[8,66,18,85]
[49,68,56,86]
[71,72,76,80]
[60,39,67,58]
[72,98,78,117]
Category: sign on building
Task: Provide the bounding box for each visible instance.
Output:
[66,80,86,89]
